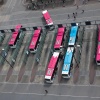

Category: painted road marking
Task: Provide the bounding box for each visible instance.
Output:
[0,91,100,98]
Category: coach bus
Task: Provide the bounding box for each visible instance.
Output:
[29,28,42,53]
[8,24,22,48]
[96,25,100,65]
[54,27,65,50]
[9,31,20,48]
[96,44,100,65]
[45,52,60,83]
[42,10,53,26]
[62,47,74,78]
[68,25,78,46]
[15,24,22,32]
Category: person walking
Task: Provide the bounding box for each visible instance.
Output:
[74,15,76,20]
[68,14,70,19]
[45,90,48,94]
[76,5,79,9]
[82,10,84,13]
[75,12,77,16]
[73,13,75,17]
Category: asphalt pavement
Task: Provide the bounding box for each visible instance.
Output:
[0,1,100,100]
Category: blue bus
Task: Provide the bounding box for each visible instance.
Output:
[62,47,74,78]
[68,26,78,46]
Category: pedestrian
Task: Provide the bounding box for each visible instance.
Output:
[45,90,48,94]
[74,15,76,20]
[82,10,84,13]
[75,12,77,16]
[76,5,79,9]
[68,14,70,19]
[73,13,75,17]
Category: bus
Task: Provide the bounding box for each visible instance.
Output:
[15,24,22,32]
[8,24,22,48]
[29,28,42,53]
[45,52,60,83]
[54,27,65,50]
[68,26,78,46]
[8,31,20,48]
[42,10,53,26]
[96,25,100,65]
[62,47,74,78]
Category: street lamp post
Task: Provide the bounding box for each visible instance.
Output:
[0,49,13,68]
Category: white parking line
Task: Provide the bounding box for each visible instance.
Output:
[1,91,100,98]
[0,81,100,87]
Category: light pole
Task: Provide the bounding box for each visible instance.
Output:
[0,49,13,68]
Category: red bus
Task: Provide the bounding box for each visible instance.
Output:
[96,25,100,65]
[98,25,100,42]
[29,28,42,53]
[8,24,22,48]
[54,27,65,50]
[96,44,100,65]
[15,24,22,32]
[8,31,20,48]
[42,10,53,26]
[45,52,60,83]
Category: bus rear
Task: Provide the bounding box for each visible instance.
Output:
[54,27,65,50]
[62,47,74,78]
[29,29,41,53]
[45,52,60,83]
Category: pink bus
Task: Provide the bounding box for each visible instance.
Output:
[9,31,20,48]
[29,28,42,53]
[54,27,65,50]
[42,10,53,26]
[96,44,100,65]
[9,24,22,48]
[15,24,22,32]
[45,52,60,83]
[96,25,100,65]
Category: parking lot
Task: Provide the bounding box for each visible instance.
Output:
[0,24,99,86]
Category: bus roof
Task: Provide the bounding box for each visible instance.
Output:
[68,26,78,46]
[62,47,74,74]
[33,29,41,37]
[45,52,59,79]
[54,36,63,49]
[15,24,22,32]
[54,27,65,49]
[42,10,50,20]
[98,25,100,42]
[58,27,65,35]
[9,33,18,45]
[96,44,100,61]
[29,29,41,50]
[42,10,53,25]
